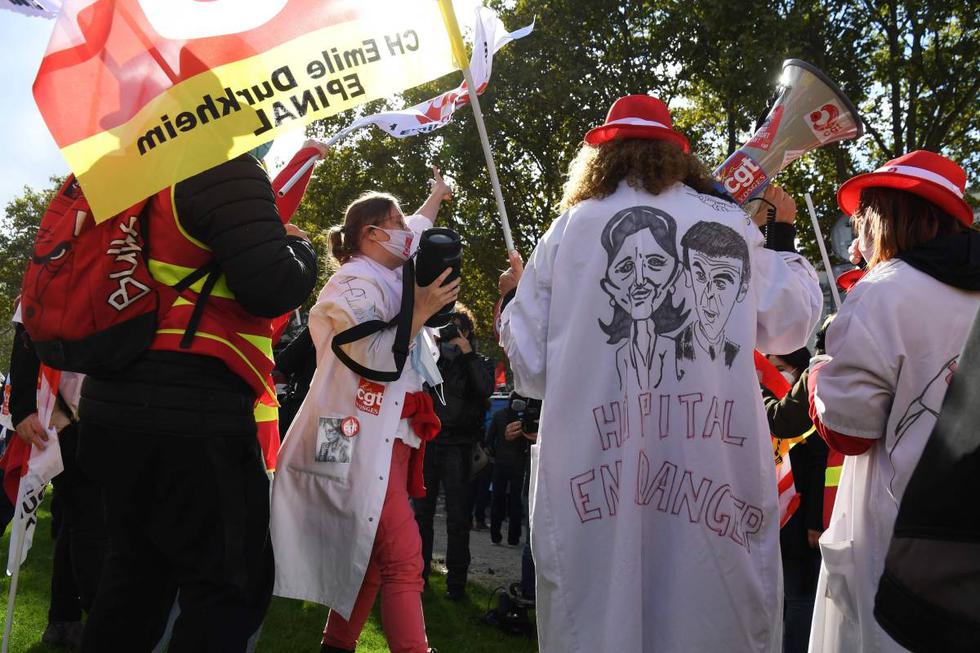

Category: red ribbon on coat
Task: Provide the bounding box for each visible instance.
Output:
[401,391,441,499]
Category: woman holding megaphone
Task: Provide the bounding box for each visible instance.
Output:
[270,168,455,653]
[807,151,979,652]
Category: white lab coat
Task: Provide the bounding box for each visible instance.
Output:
[270,215,435,619]
[501,181,821,653]
[809,259,980,652]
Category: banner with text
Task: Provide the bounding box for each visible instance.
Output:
[34,0,458,221]
[336,7,533,140]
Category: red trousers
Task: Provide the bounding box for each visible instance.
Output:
[322,440,428,653]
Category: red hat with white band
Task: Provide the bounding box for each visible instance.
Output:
[837,150,973,227]
[585,95,690,153]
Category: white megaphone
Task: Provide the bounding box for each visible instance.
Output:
[713,59,864,206]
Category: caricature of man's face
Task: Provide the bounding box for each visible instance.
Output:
[603,230,678,321]
[689,251,746,341]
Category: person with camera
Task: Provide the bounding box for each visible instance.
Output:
[271,168,454,653]
[497,95,822,652]
[413,303,494,601]
[485,393,536,546]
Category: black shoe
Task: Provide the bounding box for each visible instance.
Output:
[473,520,488,531]
[42,621,83,649]
[445,587,466,601]
[491,532,502,544]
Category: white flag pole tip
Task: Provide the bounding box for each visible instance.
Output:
[805,193,843,311]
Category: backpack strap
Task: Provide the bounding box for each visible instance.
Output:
[177,263,221,349]
[138,198,222,350]
[331,259,415,383]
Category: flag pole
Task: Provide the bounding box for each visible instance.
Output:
[437,0,516,253]
[805,193,842,310]
[277,127,357,197]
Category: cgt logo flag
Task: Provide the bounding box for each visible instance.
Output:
[33,0,459,221]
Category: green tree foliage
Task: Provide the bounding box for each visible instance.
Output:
[0,180,59,362]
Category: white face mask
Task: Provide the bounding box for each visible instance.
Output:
[369,226,416,261]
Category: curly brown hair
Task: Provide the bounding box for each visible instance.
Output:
[560,139,722,211]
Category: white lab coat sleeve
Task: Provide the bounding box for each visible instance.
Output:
[499,215,565,400]
[812,301,896,439]
[406,214,433,236]
[750,225,822,355]
[309,274,403,375]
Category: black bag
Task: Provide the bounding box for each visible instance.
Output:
[483,584,535,637]
[874,307,980,652]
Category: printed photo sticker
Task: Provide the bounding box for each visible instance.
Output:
[315,417,352,464]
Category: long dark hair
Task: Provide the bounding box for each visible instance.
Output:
[599,206,689,344]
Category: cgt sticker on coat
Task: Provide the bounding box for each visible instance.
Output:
[355,378,385,415]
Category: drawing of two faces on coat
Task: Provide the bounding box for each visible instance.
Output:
[599,206,750,391]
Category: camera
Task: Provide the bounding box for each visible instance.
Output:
[414,228,462,328]
[439,322,460,342]
[510,394,541,435]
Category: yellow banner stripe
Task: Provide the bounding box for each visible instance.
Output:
[436,0,470,69]
[66,4,456,221]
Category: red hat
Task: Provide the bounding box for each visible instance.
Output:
[837,150,973,227]
[585,95,690,153]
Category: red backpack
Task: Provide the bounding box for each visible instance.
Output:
[20,176,214,375]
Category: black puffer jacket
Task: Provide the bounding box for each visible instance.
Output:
[429,344,494,446]
[80,155,318,437]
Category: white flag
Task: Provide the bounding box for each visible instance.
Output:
[6,366,64,574]
[1,0,60,18]
[338,6,534,140]
[0,374,12,432]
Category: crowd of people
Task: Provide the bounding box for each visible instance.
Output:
[0,91,977,653]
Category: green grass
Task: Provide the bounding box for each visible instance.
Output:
[1,496,538,653]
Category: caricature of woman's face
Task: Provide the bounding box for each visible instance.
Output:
[605,229,677,321]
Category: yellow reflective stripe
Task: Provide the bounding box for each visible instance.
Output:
[825,465,842,487]
[237,332,274,360]
[169,185,211,252]
[156,329,275,399]
[784,425,817,448]
[254,401,278,423]
[148,259,235,300]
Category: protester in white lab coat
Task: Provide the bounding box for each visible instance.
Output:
[271,169,456,653]
[807,150,980,652]
[498,94,822,652]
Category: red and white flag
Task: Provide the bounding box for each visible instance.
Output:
[754,351,800,527]
[336,6,533,140]
[1,0,60,18]
[5,365,65,574]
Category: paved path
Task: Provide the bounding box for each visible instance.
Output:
[428,503,524,592]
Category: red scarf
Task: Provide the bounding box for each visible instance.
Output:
[401,391,441,498]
